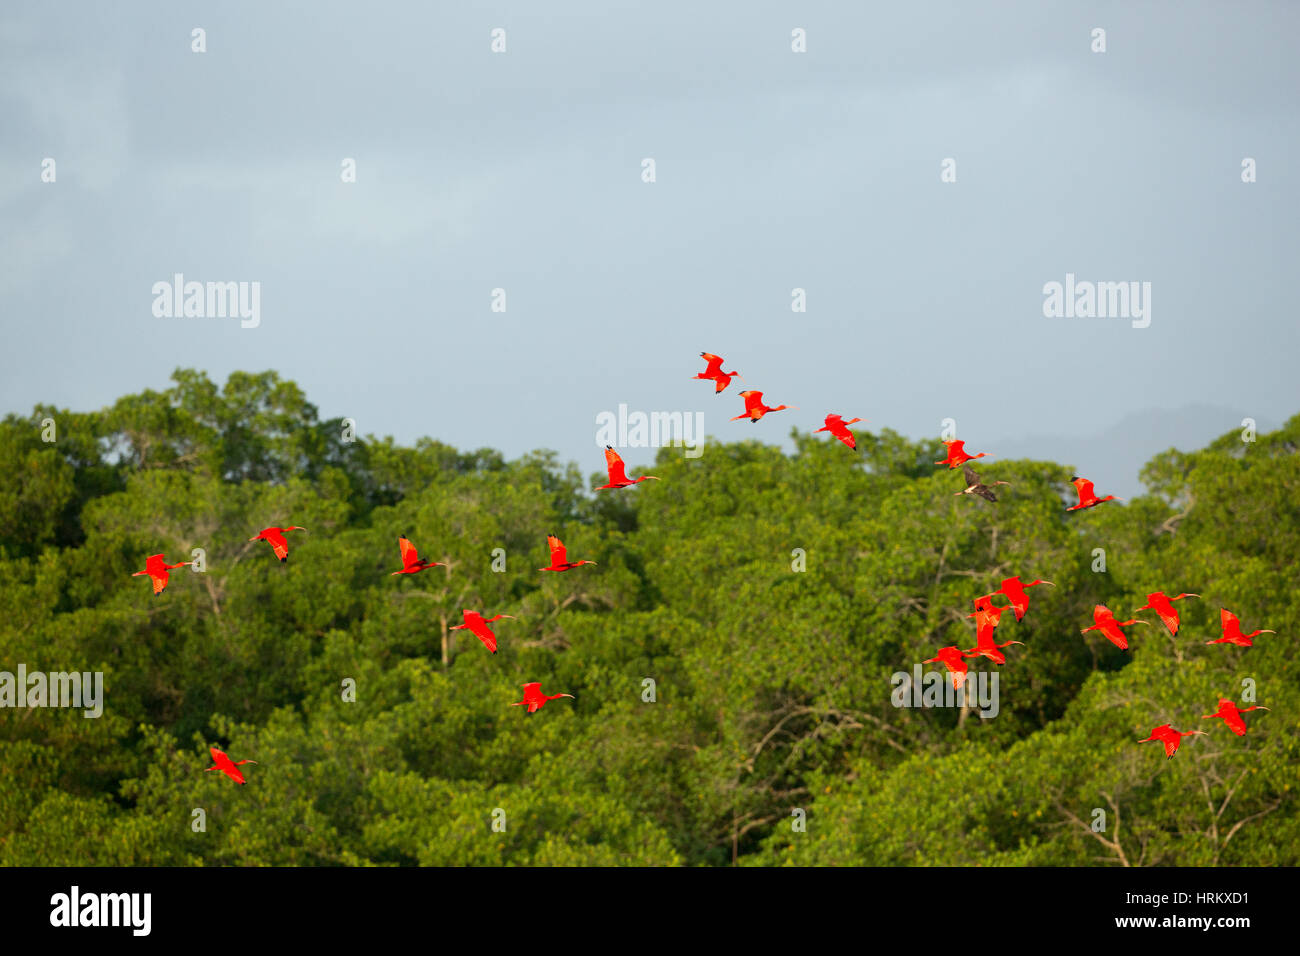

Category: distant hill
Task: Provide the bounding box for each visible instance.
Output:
[992,405,1274,499]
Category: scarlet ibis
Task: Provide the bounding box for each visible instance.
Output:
[450,609,516,654]
[730,390,794,423]
[815,414,865,449]
[204,746,258,784]
[538,534,596,572]
[1206,608,1276,647]
[1138,724,1206,759]
[390,534,444,575]
[132,554,192,595]
[694,352,742,393]
[955,465,1009,502]
[923,646,975,690]
[935,440,987,469]
[511,682,575,714]
[1133,591,1199,636]
[598,446,660,490]
[981,576,1054,622]
[966,603,1012,627]
[1080,604,1148,650]
[249,526,305,562]
[1067,477,1121,511]
[1202,698,1269,736]
[963,609,1023,665]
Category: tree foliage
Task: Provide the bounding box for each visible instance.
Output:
[1,369,1295,866]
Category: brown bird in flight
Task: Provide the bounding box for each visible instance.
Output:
[955,465,1009,502]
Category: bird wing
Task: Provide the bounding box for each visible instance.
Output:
[974,485,998,502]
[150,571,168,594]
[1154,602,1180,636]
[472,624,497,654]
[1102,624,1128,650]
[605,447,630,483]
[1223,711,1247,736]
[962,465,981,487]
[744,391,764,411]
[1073,477,1096,501]
[265,530,289,560]
[398,536,419,567]
[547,535,567,566]
[700,353,724,374]
[1220,608,1239,631]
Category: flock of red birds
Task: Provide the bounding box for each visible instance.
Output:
[693,352,1277,762]
[139,525,598,782]
[141,351,1275,783]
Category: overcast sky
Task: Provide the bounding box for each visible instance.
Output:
[2,1,1297,496]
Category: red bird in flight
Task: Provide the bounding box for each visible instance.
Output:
[1081,604,1148,650]
[204,746,258,784]
[966,603,1013,627]
[963,609,1023,665]
[694,352,742,393]
[1133,591,1199,636]
[511,682,575,714]
[924,646,975,690]
[815,414,865,449]
[451,609,516,654]
[132,553,191,595]
[598,446,660,490]
[390,535,444,575]
[249,526,305,562]
[1138,724,1206,759]
[1202,698,1269,736]
[1067,477,1121,511]
[1206,608,1276,648]
[935,440,987,469]
[730,390,794,423]
[980,576,1054,622]
[538,534,596,572]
